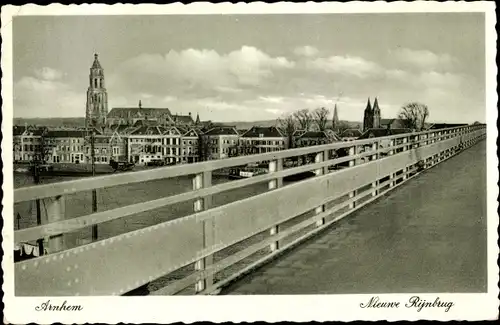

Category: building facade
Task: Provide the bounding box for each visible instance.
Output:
[13,126,44,162]
[238,126,288,155]
[127,126,165,165]
[47,130,86,164]
[179,128,200,163]
[202,126,240,160]
[295,131,340,147]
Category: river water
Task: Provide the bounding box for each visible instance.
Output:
[14,172,272,249]
[14,170,307,294]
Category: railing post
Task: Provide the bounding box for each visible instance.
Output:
[348,146,356,209]
[268,159,283,251]
[389,139,395,187]
[314,152,325,226]
[45,195,66,253]
[194,171,213,293]
[371,141,378,197]
[323,149,330,175]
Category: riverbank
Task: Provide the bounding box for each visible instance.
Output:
[13,162,154,176]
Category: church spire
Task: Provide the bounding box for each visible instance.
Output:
[365,97,372,111]
[195,112,200,124]
[363,97,373,132]
[92,53,102,69]
[372,97,381,128]
[373,97,380,112]
[332,103,339,131]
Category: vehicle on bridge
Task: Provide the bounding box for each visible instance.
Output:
[146,159,165,167]
[109,159,135,172]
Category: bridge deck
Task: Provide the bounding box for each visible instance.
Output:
[222,140,487,294]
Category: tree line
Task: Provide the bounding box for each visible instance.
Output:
[276,107,350,149]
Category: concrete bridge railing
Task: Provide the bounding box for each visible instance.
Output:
[14,124,486,296]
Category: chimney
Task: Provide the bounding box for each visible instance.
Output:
[139,100,142,109]
[189,112,192,117]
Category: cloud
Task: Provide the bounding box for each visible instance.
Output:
[307,55,383,79]
[385,69,410,81]
[294,45,319,57]
[34,67,64,81]
[14,76,83,117]
[111,46,295,95]
[417,71,463,89]
[390,48,457,70]
[259,96,284,104]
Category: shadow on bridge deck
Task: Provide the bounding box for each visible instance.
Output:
[222,140,487,295]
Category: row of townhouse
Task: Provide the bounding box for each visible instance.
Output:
[13,124,354,166]
[13,126,88,164]
[127,125,201,164]
[13,124,202,166]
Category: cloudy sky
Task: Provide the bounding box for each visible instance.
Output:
[13,13,485,123]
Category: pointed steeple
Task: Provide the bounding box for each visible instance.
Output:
[332,103,339,131]
[365,97,372,112]
[195,112,200,124]
[92,53,102,69]
[373,97,380,112]
[372,97,381,128]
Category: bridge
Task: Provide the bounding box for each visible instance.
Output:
[13,124,486,296]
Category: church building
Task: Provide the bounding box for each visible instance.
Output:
[362,97,381,131]
[85,54,108,128]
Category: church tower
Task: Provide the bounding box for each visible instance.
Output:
[363,98,373,132]
[86,53,108,128]
[332,103,339,131]
[372,97,381,128]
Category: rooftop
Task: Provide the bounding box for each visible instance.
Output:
[241,126,284,138]
[107,107,172,119]
[204,126,239,136]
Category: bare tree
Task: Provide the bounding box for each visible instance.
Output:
[198,135,214,161]
[398,102,430,131]
[313,107,329,131]
[277,114,297,149]
[33,127,56,165]
[293,109,313,131]
[232,141,257,157]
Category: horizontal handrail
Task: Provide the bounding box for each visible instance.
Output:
[14,124,484,203]
[13,125,486,296]
[12,127,483,235]
[14,131,455,243]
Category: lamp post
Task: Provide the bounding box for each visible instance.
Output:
[90,130,98,241]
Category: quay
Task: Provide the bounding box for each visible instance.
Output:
[13,124,486,296]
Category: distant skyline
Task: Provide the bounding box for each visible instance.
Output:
[13,13,486,123]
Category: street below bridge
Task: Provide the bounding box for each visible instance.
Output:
[222,140,487,294]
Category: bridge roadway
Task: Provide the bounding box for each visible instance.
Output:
[222,140,487,294]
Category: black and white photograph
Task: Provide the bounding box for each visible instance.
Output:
[2,2,498,323]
